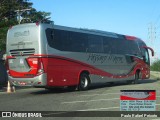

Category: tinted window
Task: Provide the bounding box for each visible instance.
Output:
[46,28,88,52]
[137,40,146,56]
[46,28,140,55]
[69,31,88,52]
[88,35,103,53]
[103,37,116,54]
[103,37,126,54]
[54,29,69,51]
[46,28,54,48]
[126,40,140,56]
[116,39,127,54]
[137,40,150,64]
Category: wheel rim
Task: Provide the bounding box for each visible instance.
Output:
[81,77,88,88]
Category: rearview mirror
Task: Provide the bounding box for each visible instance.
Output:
[142,46,154,57]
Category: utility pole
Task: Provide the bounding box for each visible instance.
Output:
[148,23,157,61]
[15,9,31,24]
[148,23,156,45]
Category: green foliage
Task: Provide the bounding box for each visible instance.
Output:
[0,27,8,50]
[151,60,160,72]
[21,9,51,23]
[0,0,51,51]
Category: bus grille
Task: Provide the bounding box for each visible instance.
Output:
[10,49,35,56]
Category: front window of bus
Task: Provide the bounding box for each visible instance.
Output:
[138,41,150,65]
[143,49,150,65]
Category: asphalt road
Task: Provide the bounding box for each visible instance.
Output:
[0,79,160,120]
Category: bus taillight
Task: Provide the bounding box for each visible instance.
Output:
[37,58,44,75]
[26,57,44,76]
[26,58,38,66]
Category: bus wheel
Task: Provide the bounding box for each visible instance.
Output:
[134,71,140,84]
[78,73,90,91]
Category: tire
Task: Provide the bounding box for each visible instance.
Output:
[133,71,140,84]
[78,73,90,91]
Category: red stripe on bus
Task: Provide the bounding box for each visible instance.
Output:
[29,54,145,78]
[125,35,137,40]
[7,54,148,80]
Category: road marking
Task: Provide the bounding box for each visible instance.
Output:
[42,107,120,116]
[83,89,120,94]
[62,98,119,104]
[35,107,119,116]
[79,92,120,97]
[42,111,71,116]
[77,107,120,111]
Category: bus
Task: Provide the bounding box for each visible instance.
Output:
[6,22,154,90]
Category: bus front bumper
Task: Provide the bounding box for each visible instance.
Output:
[8,73,47,87]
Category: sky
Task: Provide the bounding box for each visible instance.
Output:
[31,0,160,62]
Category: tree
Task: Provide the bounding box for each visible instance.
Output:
[0,0,51,51]
[151,60,160,72]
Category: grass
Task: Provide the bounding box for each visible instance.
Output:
[151,59,160,72]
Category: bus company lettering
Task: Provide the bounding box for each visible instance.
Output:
[14,30,30,37]
[87,53,123,64]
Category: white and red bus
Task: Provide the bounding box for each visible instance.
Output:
[6,22,154,90]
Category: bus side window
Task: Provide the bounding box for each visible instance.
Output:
[125,40,140,56]
[88,35,103,53]
[46,28,55,48]
[68,31,88,52]
[103,37,118,54]
[51,30,54,40]
[103,38,111,54]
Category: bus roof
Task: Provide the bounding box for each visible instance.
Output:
[54,25,140,40]
[54,25,119,38]
[9,22,140,40]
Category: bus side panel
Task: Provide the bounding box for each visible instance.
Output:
[47,57,92,87]
[61,62,80,86]
[47,58,79,87]
[47,58,63,86]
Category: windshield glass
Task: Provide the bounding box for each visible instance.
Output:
[138,40,150,65]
